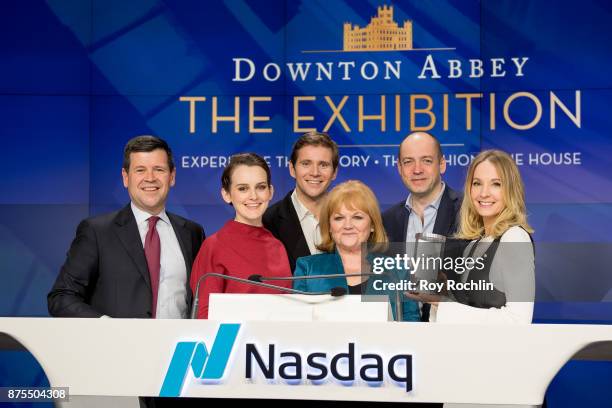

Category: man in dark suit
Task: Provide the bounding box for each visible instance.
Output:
[48,135,205,319]
[382,131,461,321]
[263,132,338,272]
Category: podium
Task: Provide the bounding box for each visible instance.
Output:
[209,293,391,321]
[1,315,612,405]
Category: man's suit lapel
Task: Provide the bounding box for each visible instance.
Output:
[279,192,310,260]
[400,206,410,242]
[113,205,151,289]
[433,187,455,236]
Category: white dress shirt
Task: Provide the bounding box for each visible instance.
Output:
[291,190,322,255]
[131,202,188,319]
[405,182,446,242]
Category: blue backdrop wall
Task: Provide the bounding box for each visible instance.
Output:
[1,0,611,405]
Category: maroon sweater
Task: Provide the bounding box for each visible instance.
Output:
[190,220,292,318]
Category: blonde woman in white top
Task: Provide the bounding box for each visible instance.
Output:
[430,149,535,324]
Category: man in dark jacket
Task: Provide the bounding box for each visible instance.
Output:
[382,131,462,321]
[48,135,205,319]
[263,132,338,272]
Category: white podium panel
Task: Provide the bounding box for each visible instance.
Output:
[0,318,611,405]
[209,293,391,322]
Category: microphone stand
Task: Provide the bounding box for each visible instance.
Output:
[190,272,346,319]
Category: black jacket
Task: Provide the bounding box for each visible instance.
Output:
[48,204,205,318]
[382,185,462,242]
[263,190,310,273]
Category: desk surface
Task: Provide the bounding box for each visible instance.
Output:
[1,318,611,405]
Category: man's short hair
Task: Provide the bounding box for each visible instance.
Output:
[123,135,175,171]
[290,131,339,170]
[398,131,444,160]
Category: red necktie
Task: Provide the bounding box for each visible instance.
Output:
[144,216,160,318]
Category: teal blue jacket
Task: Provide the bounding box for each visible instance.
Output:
[293,252,420,322]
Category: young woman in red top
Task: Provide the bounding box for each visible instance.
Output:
[190,153,292,318]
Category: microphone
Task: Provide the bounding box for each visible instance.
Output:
[249,272,376,283]
[190,272,347,319]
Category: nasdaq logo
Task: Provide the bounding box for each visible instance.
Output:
[246,343,412,392]
[159,324,241,397]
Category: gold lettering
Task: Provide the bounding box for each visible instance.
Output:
[293,96,317,133]
[212,97,240,133]
[490,93,496,130]
[443,94,449,131]
[179,96,206,134]
[410,95,435,131]
[323,96,351,132]
[550,90,581,129]
[395,94,401,132]
[503,92,542,130]
[249,97,272,133]
[456,93,482,131]
[358,95,386,132]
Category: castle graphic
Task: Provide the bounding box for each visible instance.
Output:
[343,5,413,51]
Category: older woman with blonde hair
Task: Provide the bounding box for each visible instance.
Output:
[294,180,420,321]
[430,149,535,324]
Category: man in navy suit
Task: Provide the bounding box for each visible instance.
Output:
[48,135,205,319]
[382,132,461,321]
